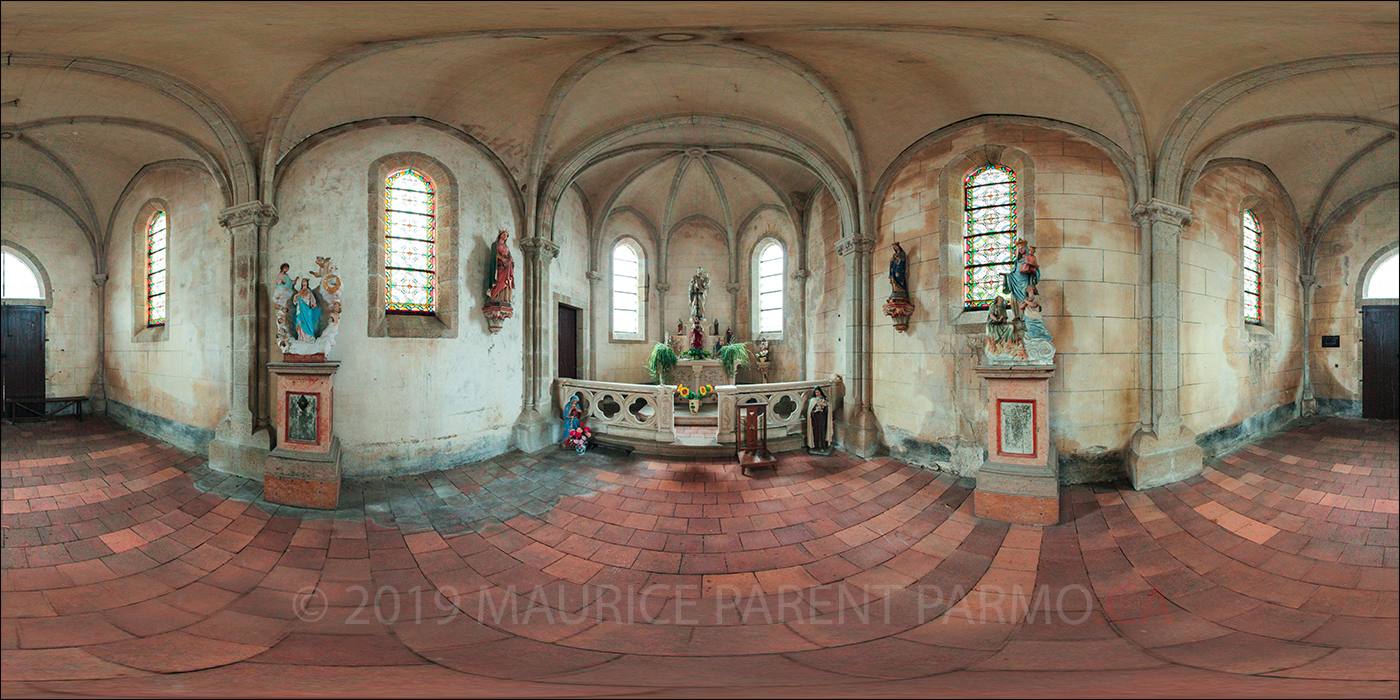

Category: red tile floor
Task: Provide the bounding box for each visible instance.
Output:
[2,417,1396,697]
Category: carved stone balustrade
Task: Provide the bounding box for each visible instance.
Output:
[555,379,677,446]
[717,376,844,448]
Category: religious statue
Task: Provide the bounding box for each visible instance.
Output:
[883,241,915,332]
[483,230,515,332]
[677,319,683,335]
[562,395,583,438]
[724,327,733,346]
[806,386,833,455]
[488,230,514,304]
[688,268,710,321]
[293,278,321,342]
[712,318,720,336]
[889,242,908,297]
[273,256,342,358]
[273,263,296,307]
[689,318,705,352]
[984,238,1054,366]
[1007,238,1040,313]
[755,337,771,363]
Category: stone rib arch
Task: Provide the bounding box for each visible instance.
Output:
[1303,133,1398,254]
[539,114,859,256]
[9,117,234,210]
[0,182,99,268]
[6,52,256,203]
[1193,158,1303,238]
[1178,115,1397,207]
[271,116,526,237]
[1156,53,1400,203]
[104,159,216,256]
[8,133,101,243]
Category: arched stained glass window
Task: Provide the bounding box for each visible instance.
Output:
[1243,209,1262,325]
[612,241,642,337]
[384,170,436,313]
[147,210,168,326]
[964,165,1017,307]
[757,241,784,334]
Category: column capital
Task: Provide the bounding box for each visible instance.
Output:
[835,236,876,257]
[1299,274,1317,289]
[91,273,108,287]
[725,283,742,295]
[218,201,278,230]
[587,270,604,283]
[654,282,671,293]
[519,236,559,259]
[793,268,810,280]
[1131,199,1193,227]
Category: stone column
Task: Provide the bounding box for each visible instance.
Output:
[587,270,603,380]
[654,282,670,343]
[208,201,277,478]
[513,235,559,452]
[1298,274,1318,416]
[1127,199,1201,489]
[92,273,109,414]
[837,235,881,457]
[794,267,810,380]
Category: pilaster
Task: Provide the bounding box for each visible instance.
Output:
[208,201,278,477]
[513,236,559,453]
[836,235,881,457]
[1298,274,1318,416]
[1126,199,1202,489]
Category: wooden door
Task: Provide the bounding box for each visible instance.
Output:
[1,305,46,418]
[557,304,579,380]
[1362,305,1398,419]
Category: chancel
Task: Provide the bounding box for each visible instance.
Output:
[1,2,1397,697]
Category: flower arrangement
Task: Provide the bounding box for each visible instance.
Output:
[676,384,713,400]
[564,426,592,454]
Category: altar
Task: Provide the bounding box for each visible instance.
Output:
[673,359,729,403]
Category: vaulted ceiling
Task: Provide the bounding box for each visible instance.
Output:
[2,1,1396,259]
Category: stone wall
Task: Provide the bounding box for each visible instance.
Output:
[2,189,102,409]
[1311,188,1399,414]
[271,123,522,475]
[1181,164,1304,449]
[552,187,591,382]
[871,123,1140,482]
[734,206,802,384]
[104,165,230,445]
[593,210,656,385]
[807,189,847,384]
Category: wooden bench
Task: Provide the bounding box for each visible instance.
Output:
[5,395,89,422]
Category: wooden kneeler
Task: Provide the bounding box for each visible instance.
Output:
[736,401,777,475]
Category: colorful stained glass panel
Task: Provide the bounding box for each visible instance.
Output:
[1243,209,1262,324]
[147,211,167,326]
[384,170,436,313]
[963,165,1017,307]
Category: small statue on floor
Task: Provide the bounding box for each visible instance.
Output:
[806,386,833,455]
[562,395,583,440]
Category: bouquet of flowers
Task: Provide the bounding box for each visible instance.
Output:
[564,426,592,454]
[676,384,714,400]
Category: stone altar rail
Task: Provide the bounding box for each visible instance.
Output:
[555,379,676,445]
[717,376,844,447]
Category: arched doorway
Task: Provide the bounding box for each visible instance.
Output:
[1360,248,1399,419]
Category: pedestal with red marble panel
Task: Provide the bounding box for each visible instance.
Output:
[974,364,1059,525]
[265,360,341,509]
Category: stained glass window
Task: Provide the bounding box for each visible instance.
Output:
[612,241,641,337]
[1243,209,1262,325]
[964,164,1018,308]
[384,170,436,313]
[758,241,784,334]
[147,211,167,326]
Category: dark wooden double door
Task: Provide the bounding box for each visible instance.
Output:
[1,305,46,419]
[1362,305,1398,419]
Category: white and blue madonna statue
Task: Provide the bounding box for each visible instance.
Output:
[273,256,342,357]
[984,238,1055,366]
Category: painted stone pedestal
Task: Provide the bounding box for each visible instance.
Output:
[265,360,341,509]
[973,365,1059,525]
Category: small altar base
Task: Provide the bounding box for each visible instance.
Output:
[973,364,1059,525]
[265,361,342,510]
[674,359,728,400]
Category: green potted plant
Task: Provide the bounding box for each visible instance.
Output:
[716,342,750,379]
[645,342,679,385]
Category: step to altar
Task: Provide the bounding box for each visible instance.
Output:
[675,402,719,426]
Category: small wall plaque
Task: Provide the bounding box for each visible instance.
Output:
[1321,335,1341,348]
